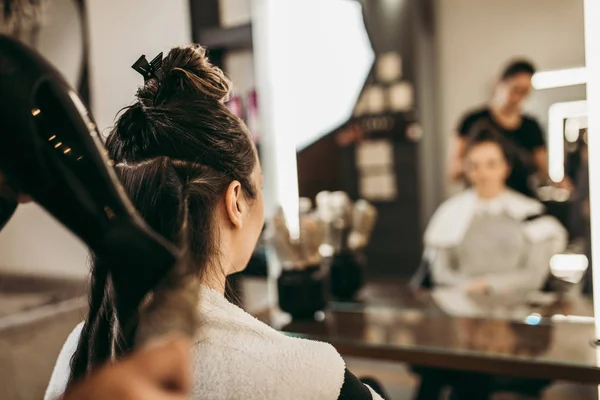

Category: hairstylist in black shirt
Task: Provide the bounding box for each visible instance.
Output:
[448,60,571,197]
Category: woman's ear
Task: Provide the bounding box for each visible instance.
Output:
[225,180,244,229]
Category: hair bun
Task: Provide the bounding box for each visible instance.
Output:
[106,102,151,162]
[107,44,237,163]
[159,44,231,103]
[136,79,159,107]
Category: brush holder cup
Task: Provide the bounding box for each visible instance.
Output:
[329,252,364,301]
[277,266,326,320]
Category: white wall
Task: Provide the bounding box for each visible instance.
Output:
[0,0,192,278]
[252,0,373,225]
[86,0,192,135]
[220,0,254,95]
[436,0,586,194]
[220,0,252,27]
[224,50,255,97]
[0,206,90,278]
[36,0,83,89]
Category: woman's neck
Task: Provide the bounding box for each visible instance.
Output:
[201,270,228,295]
[489,104,522,131]
[476,187,506,200]
[490,101,518,118]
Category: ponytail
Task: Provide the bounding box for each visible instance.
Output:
[67,44,258,386]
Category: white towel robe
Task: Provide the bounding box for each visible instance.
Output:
[423,189,568,293]
[44,285,383,400]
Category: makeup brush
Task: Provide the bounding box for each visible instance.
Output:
[329,191,353,224]
[327,191,353,253]
[348,199,378,251]
[315,191,335,257]
[271,207,305,269]
[298,198,324,266]
[315,191,332,222]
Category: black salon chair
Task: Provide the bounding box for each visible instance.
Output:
[408,256,433,290]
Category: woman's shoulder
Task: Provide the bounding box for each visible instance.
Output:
[436,190,477,214]
[503,189,545,216]
[194,326,344,374]
[192,334,346,398]
[424,190,477,248]
[192,298,347,399]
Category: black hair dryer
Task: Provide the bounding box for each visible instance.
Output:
[0,35,177,299]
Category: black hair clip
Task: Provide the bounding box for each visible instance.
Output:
[131,52,164,82]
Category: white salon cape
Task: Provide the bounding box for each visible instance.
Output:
[44,285,383,400]
[424,189,567,293]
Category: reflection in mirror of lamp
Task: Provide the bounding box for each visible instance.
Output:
[406,123,424,142]
[364,85,387,114]
[547,100,587,182]
[389,81,414,112]
[359,174,397,202]
[356,139,394,168]
[564,117,586,143]
[356,139,394,166]
[532,67,587,90]
[356,139,397,202]
[536,186,571,203]
[550,253,589,284]
[376,52,403,83]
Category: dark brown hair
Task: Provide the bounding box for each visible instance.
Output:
[501,59,536,81]
[465,127,512,164]
[68,44,257,384]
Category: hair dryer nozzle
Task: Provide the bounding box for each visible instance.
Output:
[0,34,177,288]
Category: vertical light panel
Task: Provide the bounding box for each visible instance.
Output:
[584,0,600,343]
[532,67,588,90]
[252,0,300,240]
[547,100,587,183]
[86,0,191,132]
[252,0,374,239]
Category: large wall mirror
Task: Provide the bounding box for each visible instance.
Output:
[255,0,591,315]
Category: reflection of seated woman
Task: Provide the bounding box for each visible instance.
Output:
[425,130,567,294]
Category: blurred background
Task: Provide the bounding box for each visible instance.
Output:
[0,0,597,399]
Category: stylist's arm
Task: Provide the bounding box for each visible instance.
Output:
[63,337,191,400]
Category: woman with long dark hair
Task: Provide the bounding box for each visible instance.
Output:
[44,44,384,400]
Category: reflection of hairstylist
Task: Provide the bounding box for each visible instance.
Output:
[0,174,191,400]
[448,60,571,197]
